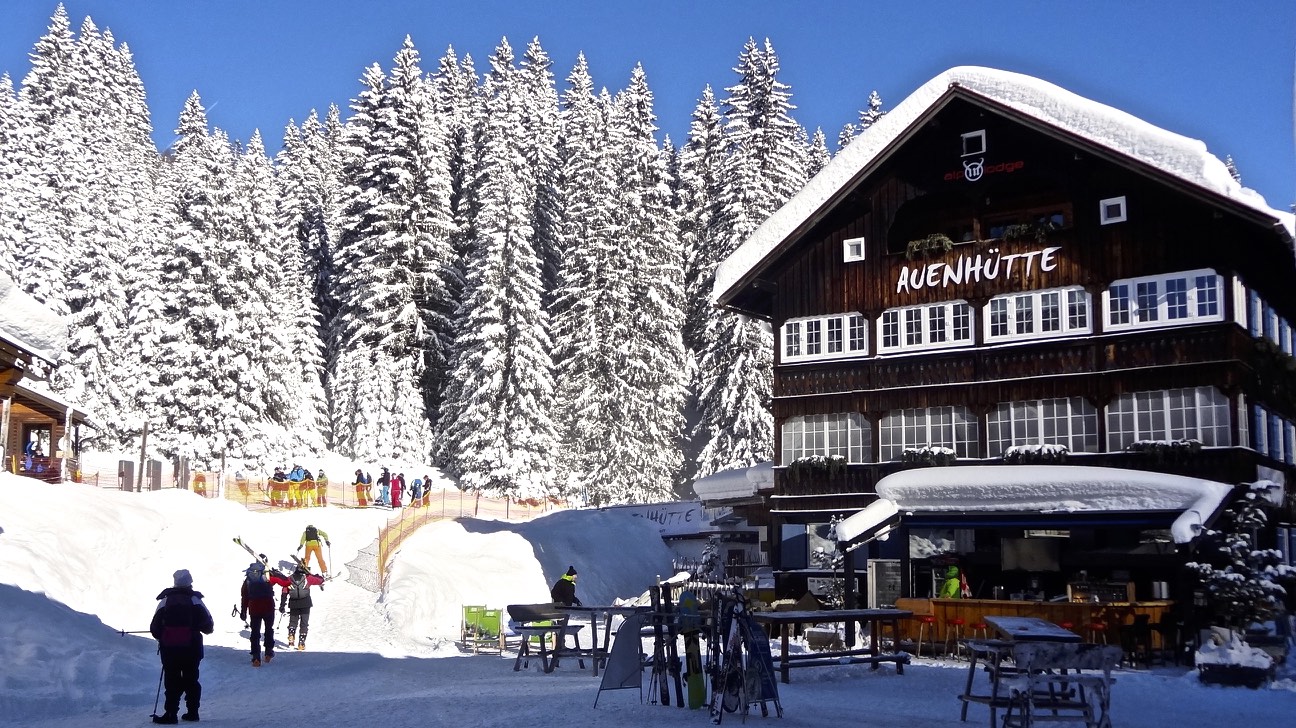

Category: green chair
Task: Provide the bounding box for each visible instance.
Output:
[461,605,485,648]
[472,608,504,654]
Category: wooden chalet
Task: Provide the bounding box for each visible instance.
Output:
[711,66,1296,613]
[0,271,79,482]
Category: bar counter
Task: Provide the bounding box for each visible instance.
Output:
[894,598,1174,645]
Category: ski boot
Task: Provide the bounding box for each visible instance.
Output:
[297,636,306,651]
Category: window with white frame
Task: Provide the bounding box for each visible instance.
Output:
[878,301,973,354]
[781,412,872,464]
[1099,196,1127,224]
[962,129,986,157]
[781,313,868,362]
[986,397,1100,457]
[879,406,979,461]
[1105,386,1232,451]
[1103,269,1224,332]
[985,286,1092,343]
[843,237,866,262]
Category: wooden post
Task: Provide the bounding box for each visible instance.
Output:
[136,421,149,492]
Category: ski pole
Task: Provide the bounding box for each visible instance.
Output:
[118,629,152,636]
[149,665,163,720]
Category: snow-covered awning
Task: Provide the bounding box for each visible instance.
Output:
[836,465,1236,546]
[715,66,1294,307]
[691,462,774,502]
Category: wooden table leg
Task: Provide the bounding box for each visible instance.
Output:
[780,624,791,684]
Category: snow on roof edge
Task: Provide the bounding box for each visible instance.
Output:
[714,66,1294,305]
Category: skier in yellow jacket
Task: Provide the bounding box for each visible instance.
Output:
[297,524,330,574]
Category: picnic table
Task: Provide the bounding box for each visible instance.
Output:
[557,604,647,677]
[507,603,585,674]
[959,616,1118,728]
[751,608,912,684]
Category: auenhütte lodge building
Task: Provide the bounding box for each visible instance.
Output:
[710,66,1296,616]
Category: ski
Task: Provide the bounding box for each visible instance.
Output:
[678,589,706,709]
[233,536,268,567]
[662,584,684,707]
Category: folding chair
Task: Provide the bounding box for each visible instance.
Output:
[461,605,485,649]
[471,608,505,654]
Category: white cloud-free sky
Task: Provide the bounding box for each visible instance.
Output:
[0,2,1291,207]
[2,473,1294,727]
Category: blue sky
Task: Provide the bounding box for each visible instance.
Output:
[2,1,1293,208]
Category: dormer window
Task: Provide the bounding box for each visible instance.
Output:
[843,236,866,262]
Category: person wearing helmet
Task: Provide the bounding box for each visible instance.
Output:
[297,524,330,574]
[938,565,963,599]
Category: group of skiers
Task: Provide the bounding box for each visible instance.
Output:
[266,464,329,508]
[148,525,332,724]
[351,466,432,509]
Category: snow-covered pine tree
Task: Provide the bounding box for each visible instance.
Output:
[599,64,685,504]
[806,127,831,177]
[549,52,618,500]
[150,93,247,462]
[438,37,557,499]
[332,37,453,462]
[689,38,808,480]
[837,89,885,152]
[1186,485,1296,634]
[516,38,563,309]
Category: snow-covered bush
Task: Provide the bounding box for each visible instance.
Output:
[1186,485,1296,637]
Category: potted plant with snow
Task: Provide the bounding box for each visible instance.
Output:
[1186,483,1296,688]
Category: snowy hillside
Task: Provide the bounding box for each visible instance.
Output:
[3,475,1296,727]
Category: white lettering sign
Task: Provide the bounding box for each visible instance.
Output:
[896,246,1060,295]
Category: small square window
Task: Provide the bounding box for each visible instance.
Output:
[843,237,865,262]
[1099,196,1127,225]
[961,130,986,157]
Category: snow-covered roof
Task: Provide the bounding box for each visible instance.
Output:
[691,461,774,501]
[715,66,1295,304]
[836,464,1235,545]
[0,271,65,365]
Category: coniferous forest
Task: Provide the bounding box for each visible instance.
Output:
[0,7,885,505]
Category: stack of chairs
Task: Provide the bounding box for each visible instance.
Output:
[460,605,505,654]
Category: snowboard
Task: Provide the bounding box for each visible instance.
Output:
[678,589,705,709]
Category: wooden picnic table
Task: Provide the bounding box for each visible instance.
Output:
[557,604,647,677]
[959,616,1089,728]
[751,608,912,684]
[984,615,1082,643]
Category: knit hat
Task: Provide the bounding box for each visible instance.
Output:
[565,565,578,577]
[946,565,960,578]
[173,569,193,588]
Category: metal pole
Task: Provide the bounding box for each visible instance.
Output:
[149,665,163,719]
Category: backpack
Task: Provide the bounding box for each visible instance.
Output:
[158,593,194,648]
[245,570,274,599]
[305,525,319,542]
[289,573,309,601]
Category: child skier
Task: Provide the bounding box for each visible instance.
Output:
[274,565,325,650]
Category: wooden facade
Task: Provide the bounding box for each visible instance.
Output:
[714,76,1296,603]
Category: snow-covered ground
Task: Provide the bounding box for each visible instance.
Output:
[1,473,1294,727]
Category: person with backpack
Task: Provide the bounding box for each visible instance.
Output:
[352,469,368,507]
[275,564,325,650]
[149,569,214,724]
[297,524,330,574]
[239,561,277,667]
